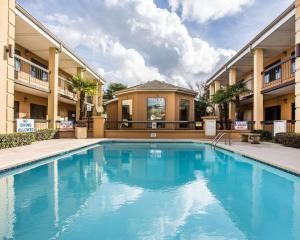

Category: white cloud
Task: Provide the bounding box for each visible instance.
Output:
[169,0,254,23]
[41,0,235,88]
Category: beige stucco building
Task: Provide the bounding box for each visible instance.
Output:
[0,1,105,134]
[106,80,197,128]
[207,1,300,133]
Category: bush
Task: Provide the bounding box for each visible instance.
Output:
[0,132,35,149]
[34,129,57,141]
[0,129,58,149]
[275,133,300,149]
[251,130,273,141]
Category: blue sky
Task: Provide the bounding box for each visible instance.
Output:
[18,0,293,88]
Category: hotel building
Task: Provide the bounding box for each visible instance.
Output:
[0,0,105,134]
[206,2,300,133]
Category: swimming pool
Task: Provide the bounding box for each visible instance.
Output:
[0,141,299,240]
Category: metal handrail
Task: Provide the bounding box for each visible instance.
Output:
[211,131,231,150]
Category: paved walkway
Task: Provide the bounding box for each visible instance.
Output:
[218,142,300,175]
[0,139,101,172]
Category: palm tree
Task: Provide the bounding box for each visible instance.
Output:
[71,75,97,121]
[228,81,251,121]
[212,88,232,129]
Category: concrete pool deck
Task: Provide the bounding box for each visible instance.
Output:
[217,142,300,175]
[0,139,300,175]
[0,139,101,172]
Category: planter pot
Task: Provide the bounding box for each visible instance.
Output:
[75,126,87,139]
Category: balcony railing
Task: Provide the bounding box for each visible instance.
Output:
[14,55,49,89]
[263,56,295,89]
[58,76,77,100]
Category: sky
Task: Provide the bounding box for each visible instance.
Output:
[18,0,293,89]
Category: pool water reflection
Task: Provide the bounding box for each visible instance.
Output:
[0,142,300,239]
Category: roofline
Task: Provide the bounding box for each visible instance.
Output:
[115,89,198,96]
[104,97,118,105]
[206,3,295,85]
[15,3,105,84]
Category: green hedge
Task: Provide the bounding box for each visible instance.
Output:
[251,130,273,141]
[275,133,300,149]
[34,129,57,141]
[0,132,35,149]
[0,129,57,149]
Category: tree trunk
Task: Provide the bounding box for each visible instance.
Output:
[218,104,224,130]
[79,91,85,121]
[235,96,241,121]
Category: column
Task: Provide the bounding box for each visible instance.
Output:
[209,84,215,101]
[214,81,221,117]
[229,68,237,120]
[0,0,15,133]
[76,67,84,121]
[295,0,300,133]
[48,47,59,129]
[253,48,264,130]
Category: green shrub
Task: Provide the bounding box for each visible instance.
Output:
[275,133,300,149]
[0,132,35,149]
[251,130,273,141]
[34,129,57,141]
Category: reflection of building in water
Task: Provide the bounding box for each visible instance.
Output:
[0,176,15,239]
[0,146,104,239]
[103,143,205,189]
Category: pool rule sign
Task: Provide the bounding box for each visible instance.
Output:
[16,119,35,133]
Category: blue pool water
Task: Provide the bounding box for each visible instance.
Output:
[0,142,300,240]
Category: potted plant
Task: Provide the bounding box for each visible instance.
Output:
[70,74,97,139]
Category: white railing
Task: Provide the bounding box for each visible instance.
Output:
[14,55,49,89]
[58,76,77,100]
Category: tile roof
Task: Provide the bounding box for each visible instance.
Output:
[116,80,197,95]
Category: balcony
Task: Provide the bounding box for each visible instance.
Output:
[58,76,77,100]
[262,56,295,90]
[14,55,49,90]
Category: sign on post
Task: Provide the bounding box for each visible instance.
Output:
[234,121,248,131]
[16,119,35,133]
[205,119,217,136]
[273,120,287,137]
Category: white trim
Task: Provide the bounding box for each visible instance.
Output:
[227,48,251,69]
[15,8,59,48]
[252,8,295,48]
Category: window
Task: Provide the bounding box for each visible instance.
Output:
[14,50,21,72]
[30,104,47,119]
[292,103,295,121]
[14,101,20,119]
[31,58,48,81]
[122,100,133,121]
[291,52,296,74]
[179,99,189,128]
[264,105,281,121]
[147,98,166,128]
[264,60,281,84]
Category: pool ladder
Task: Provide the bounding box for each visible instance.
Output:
[211,131,231,150]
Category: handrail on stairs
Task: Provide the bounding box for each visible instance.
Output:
[211,131,231,150]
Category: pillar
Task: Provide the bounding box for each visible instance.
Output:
[209,84,215,101]
[229,69,237,120]
[93,116,105,138]
[214,81,221,117]
[76,67,84,121]
[0,0,15,133]
[295,0,300,133]
[48,47,59,129]
[253,48,264,130]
